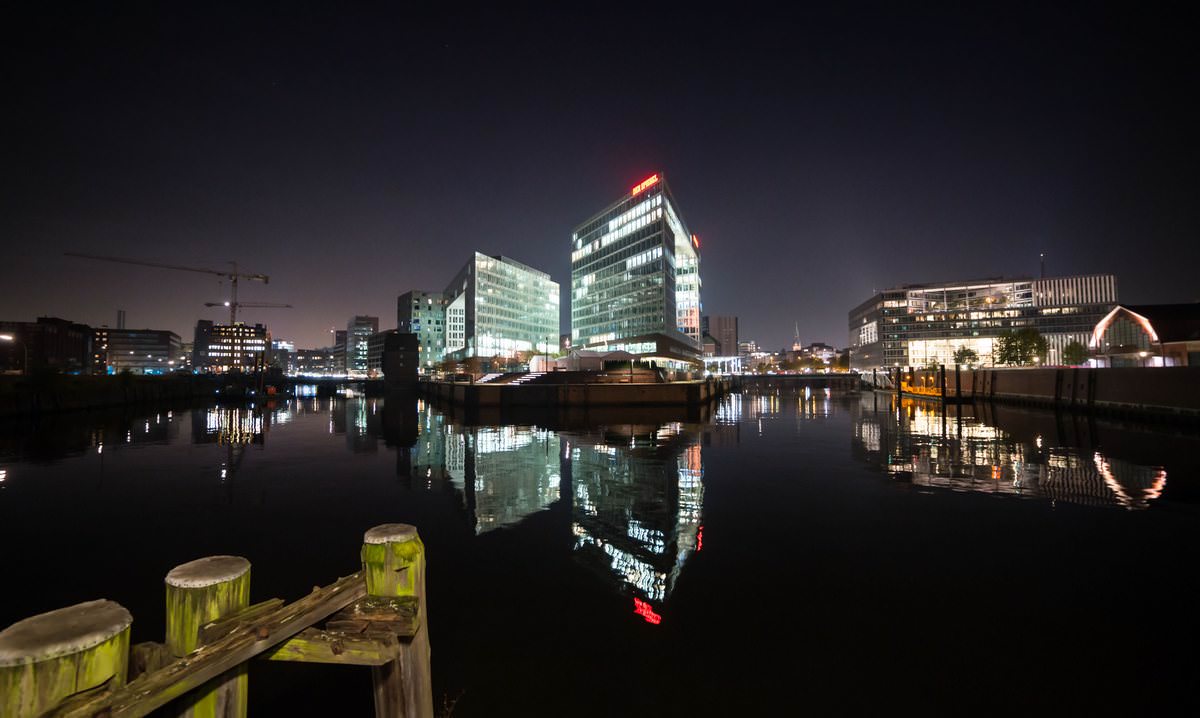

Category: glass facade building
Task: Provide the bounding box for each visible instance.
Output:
[570,173,702,366]
[398,290,449,372]
[346,315,379,377]
[849,274,1118,369]
[444,253,559,361]
[398,253,559,369]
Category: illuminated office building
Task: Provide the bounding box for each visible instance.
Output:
[849,274,1117,369]
[442,253,559,363]
[95,328,182,374]
[571,173,702,367]
[193,321,270,373]
[346,315,379,377]
[398,290,449,372]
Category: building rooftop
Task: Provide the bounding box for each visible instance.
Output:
[1119,303,1200,343]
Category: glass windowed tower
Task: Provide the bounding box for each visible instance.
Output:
[444,253,560,362]
[570,173,702,366]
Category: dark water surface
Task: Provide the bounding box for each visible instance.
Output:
[2,391,1199,714]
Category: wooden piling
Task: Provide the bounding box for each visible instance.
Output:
[165,555,251,718]
[362,524,433,718]
[0,599,132,717]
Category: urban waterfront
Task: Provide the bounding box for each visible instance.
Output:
[2,391,1198,714]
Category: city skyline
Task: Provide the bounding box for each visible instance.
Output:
[3,4,1197,350]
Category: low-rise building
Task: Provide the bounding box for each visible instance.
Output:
[1091,303,1200,367]
[0,317,93,374]
[849,274,1118,369]
[193,320,270,373]
[95,328,182,374]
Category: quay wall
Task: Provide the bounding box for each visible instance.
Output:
[418,378,728,408]
[878,366,1200,418]
[965,366,1200,417]
[0,374,257,417]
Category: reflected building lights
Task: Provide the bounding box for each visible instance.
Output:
[851,393,1169,510]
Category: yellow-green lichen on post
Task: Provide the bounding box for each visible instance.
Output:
[361,523,424,598]
[362,523,433,718]
[165,555,251,718]
[0,599,132,718]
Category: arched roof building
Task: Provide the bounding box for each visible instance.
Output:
[1091,303,1200,367]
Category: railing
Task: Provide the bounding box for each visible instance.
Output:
[0,524,433,718]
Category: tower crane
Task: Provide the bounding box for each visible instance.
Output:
[64,253,291,325]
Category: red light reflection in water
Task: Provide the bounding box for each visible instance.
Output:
[633,598,662,625]
[696,525,704,551]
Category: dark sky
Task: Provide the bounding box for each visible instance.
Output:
[3,2,1197,350]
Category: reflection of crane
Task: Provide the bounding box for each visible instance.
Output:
[64,252,289,324]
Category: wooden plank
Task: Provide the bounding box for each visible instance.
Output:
[331,597,419,639]
[46,572,366,718]
[128,642,172,681]
[196,598,285,646]
[261,628,399,666]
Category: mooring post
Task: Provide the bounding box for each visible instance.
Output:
[362,523,433,718]
[0,599,132,717]
[165,555,251,718]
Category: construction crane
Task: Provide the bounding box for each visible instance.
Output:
[64,252,289,325]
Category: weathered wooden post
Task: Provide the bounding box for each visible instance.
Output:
[165,555,251,718]
[362,523,433,718]
[0,599,132,717]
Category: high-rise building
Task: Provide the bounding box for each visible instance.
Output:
[570,173,701,367]
[193,321,270,373]
[332,330,348,375]
[95,328,182,374]
[702,315,738,356]
[849,274,1118,369]
[398,290,449,372]
[443,253,559,363]
[346,316,379,377]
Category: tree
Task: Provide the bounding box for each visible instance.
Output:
[1062,340,1088,366]
[994,328,1048,366]
[953,346,978,367]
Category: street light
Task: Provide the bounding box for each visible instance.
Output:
[1138,350,1149,368]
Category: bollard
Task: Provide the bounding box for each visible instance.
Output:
[362,524,433,718]
[165,555,251,718]
[0,599,132,717]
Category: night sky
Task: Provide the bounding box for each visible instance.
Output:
[3,2,1197,351]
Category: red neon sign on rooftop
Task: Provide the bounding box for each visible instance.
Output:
[633,597,662,625]
[631,174,660,196]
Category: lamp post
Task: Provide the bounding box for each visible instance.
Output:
[1138,350,1149,368]
[0,333,28,375]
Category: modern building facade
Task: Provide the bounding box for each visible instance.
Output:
[398,290,449,372]
[849,274,1118,369]
[95,328,182,374]
[346,316,379,377]
[294,347,339,376]
[193,321,270,373]
[570,173,702,367]
[366,329,397,378]
[1091,303,1200,367]
[442,253,559,363]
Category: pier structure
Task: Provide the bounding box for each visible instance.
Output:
[0,524,433,718]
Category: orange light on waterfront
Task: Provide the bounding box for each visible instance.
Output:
[631,174,660,196]
[633,598,662,624]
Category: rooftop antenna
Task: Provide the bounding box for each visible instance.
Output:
[1040,252,1045,279]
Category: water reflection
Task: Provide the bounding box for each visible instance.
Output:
[568,424,704,622]
[851,393,1171,509]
